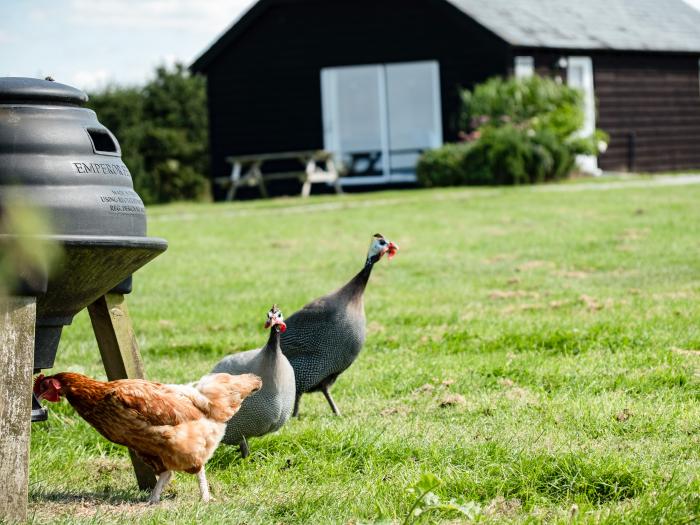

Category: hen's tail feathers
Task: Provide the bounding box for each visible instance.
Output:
[196,373,262,422]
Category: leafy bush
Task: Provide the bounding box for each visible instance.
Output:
[86,63,209,204]
[418,75,607,187]
[460,74,585,138]
[416,143,472,187]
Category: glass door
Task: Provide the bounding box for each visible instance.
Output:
[321,64,388,182]
[321,60,442,184]
[386,61,443,178]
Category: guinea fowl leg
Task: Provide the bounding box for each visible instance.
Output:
[292,393,301,417]
[321,385,341,416]
[197,467,212,502]
[239,436,250,459]
[148,470,173,504]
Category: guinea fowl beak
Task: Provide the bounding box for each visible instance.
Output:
[265,320,286,332]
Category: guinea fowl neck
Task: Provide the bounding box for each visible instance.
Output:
[344,259,374,299]
[264,326,282,354]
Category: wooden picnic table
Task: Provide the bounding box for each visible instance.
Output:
[217,150,343,200]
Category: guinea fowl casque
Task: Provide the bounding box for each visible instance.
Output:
[281,233,398,416]
[33,371,261,503]
[212,305,295,458]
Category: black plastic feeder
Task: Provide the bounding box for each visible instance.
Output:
[0,77,167,421]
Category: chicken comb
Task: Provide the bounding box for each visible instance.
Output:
[33,373,46,394]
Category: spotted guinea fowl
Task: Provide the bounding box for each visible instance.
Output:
[282,233,398,417]
[212,305,295,458]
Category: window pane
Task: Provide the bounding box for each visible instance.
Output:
[514,56,534,78]
[386,61,441,173]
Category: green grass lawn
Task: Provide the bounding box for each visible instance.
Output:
[28,179,700,524]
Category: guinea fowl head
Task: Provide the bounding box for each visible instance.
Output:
[264,304,286,333]
[366,233,399,265]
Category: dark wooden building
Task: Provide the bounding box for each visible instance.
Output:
[191,0,700,196]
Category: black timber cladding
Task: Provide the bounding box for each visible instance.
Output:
[194,0,700,194]
[194,0,510,195]
[594,53,700,173]
[519,49,700,173]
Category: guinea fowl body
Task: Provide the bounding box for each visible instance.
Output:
[281,261,372,415]
[212,314,295,456]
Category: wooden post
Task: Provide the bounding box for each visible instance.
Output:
[327,156,343,195]
[0,297,35,523]
[252,162,269,198]
[87,293,157,490]
[301,156,314,198]
[226,161,242,202]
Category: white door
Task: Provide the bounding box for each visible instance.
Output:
[321,60,442,184]
[567,56,601,175]
[321,65,387,179]
[386,61,443,177]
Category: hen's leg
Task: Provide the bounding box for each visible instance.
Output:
[292,393,301,417]
[148,470,172,504]
[321,385,341,416]
[197,467,211,502]
[239,436,250,459]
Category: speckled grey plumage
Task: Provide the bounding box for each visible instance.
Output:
[212,326,295,453]
[281,261,372,414]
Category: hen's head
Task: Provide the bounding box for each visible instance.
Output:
[33,374,63,402]
[264,304,286,332]
[366,233,399,265]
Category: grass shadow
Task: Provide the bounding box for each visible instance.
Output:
[29,487,148,505]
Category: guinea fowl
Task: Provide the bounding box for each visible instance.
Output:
[212,305,295,458]
[281,233,398,416]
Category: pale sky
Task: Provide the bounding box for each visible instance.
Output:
[1,0,700,92]
[0,0,254,91]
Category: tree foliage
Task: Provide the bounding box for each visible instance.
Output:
[86,63,209,204]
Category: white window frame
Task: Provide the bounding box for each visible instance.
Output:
[514,56,534,79]
[567,56,601,175]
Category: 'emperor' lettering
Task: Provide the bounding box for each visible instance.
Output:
[72,162,131,177]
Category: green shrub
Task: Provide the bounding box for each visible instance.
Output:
[416,143,471,187]
[418,75,607,187]
[460,75,585,139]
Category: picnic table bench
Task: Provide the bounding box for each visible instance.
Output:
[216,150,343,200]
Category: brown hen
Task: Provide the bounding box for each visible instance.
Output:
[34,371,261,503]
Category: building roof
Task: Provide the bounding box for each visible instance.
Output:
[447,0,700,52]
[191,0,700,72]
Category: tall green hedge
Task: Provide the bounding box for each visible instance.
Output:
[417,75,607,187]
[86,64,209,204]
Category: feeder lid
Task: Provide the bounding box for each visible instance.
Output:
[0,77,88,106]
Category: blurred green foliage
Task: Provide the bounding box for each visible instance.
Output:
[0,195,62,296]
[86,63,209,204]
[418,75,608,187]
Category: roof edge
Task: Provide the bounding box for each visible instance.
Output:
[190,0,511,74]
[190,0,271,73]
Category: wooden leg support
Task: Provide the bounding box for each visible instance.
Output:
[0,297,36,523]
[87,293,157,491]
